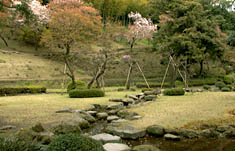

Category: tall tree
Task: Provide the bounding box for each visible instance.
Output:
[41,0,102,88]
[151,0,227,78]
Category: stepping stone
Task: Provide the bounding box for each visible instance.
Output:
[105,124,146,140]
[91,133,121,144]
[164,134,180,141]
[103,143,131,151]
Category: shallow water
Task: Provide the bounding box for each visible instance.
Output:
[124,136,235,151]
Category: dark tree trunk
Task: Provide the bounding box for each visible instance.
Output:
[130,37,136,52]
[0,33,8,47]
[199,60,204,76]
[87,52,108,89]
[64,45,76,89]
[170,62,176,88]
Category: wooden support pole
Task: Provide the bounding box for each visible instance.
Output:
[136,62,150,88]
[125,64,132,88]
[161,56,172,89]
[62,63,67,89]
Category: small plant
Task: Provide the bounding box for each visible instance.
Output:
[0,137,37,151]
[163,88,185,96]
[69,89,105,98]
[67,80,86,92]
[215,81,226,89]
[221,87,231,92]
[203,85,211,90]
[46,133,104,151]
[223,75,234,84]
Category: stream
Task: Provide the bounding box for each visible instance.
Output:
[85,122,235,151]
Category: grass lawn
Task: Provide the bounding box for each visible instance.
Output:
[0,90,140,128]
[127,92,235,129]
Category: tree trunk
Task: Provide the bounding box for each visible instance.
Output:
[170,61,176,88]
[130,37,136,52]
[199,60,204,76]
[0,33,8,47]
[64,45,76,89]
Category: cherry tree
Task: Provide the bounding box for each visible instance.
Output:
[127,12,157,51]
[41,0,102,88]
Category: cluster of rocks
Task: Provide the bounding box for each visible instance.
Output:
[109,90,160,107]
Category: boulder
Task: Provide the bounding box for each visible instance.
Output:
[32,123,45,133]
[93,104,108,111]
[123,99,135,106]
[103,143,131,151]
[146,125,165,137]
[132,145,161,151]
[55,108,73,113]
[125,112,139,120]
[107,103,124,110]
[144,95,157,101]
[223,128,235,138]
[216,126,233,133]
[164,128,180,135]
[107,116,119,122]
[86,111,97,116]
[51,121,82,135]
[77,111,96,123]
[199,129,219,138]
[108,110,120,115]
[105,124,146,139]
[136,93,144,98]
[164,134,181,141]
[74,117,90,129]
[126,94,138,100]
[97,112,109,120]
[117,110,130,118]
[178,129,199,139]
[91,133,121,144]
[144,91,156,95]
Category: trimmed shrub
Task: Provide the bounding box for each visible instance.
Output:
[136,82,170,88]
[223,75,234,84]
[0,86,46,96]
[69,89,105,98]
[221,87,231,92]
[215,81,226,89]
[67,80,86,92]
[46,133,104,151]
[141,88,154,92]
[203,85,211,90]
[0,137,37,151]
[164,88,185,96]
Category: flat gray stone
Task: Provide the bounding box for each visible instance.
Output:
[164,134,180,141]
[107,116,119,122]
[109,98,124,102]
[105,125,146,139]
[86,111,97,116]
[103,143,131,151]
[77,112,96,123]
[126,94,138,100]
[147,125,165,137]
[0,125,16,131]
[91,133,121,144]
[112,119,128,123]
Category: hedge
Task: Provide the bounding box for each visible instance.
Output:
[163,88,185,96]
[221,87,231,92]
[136,82,170,88]
[46,133,104,151]
[69,89,105,98]
[67,80,86,92]
[0,86,46,96]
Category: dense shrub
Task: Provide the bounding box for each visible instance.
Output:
[67,80,86,92]
[163,88,185,96]
[223,75,234,84]
[215,81,226,89]
[188,78,217,87]
[69,89,105,98]
[203,85,211,90]
[46,133,104,151]
[0,86,46,96]
[141,88,154,92]
[0,137,37,151]
[221,87,231,92]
